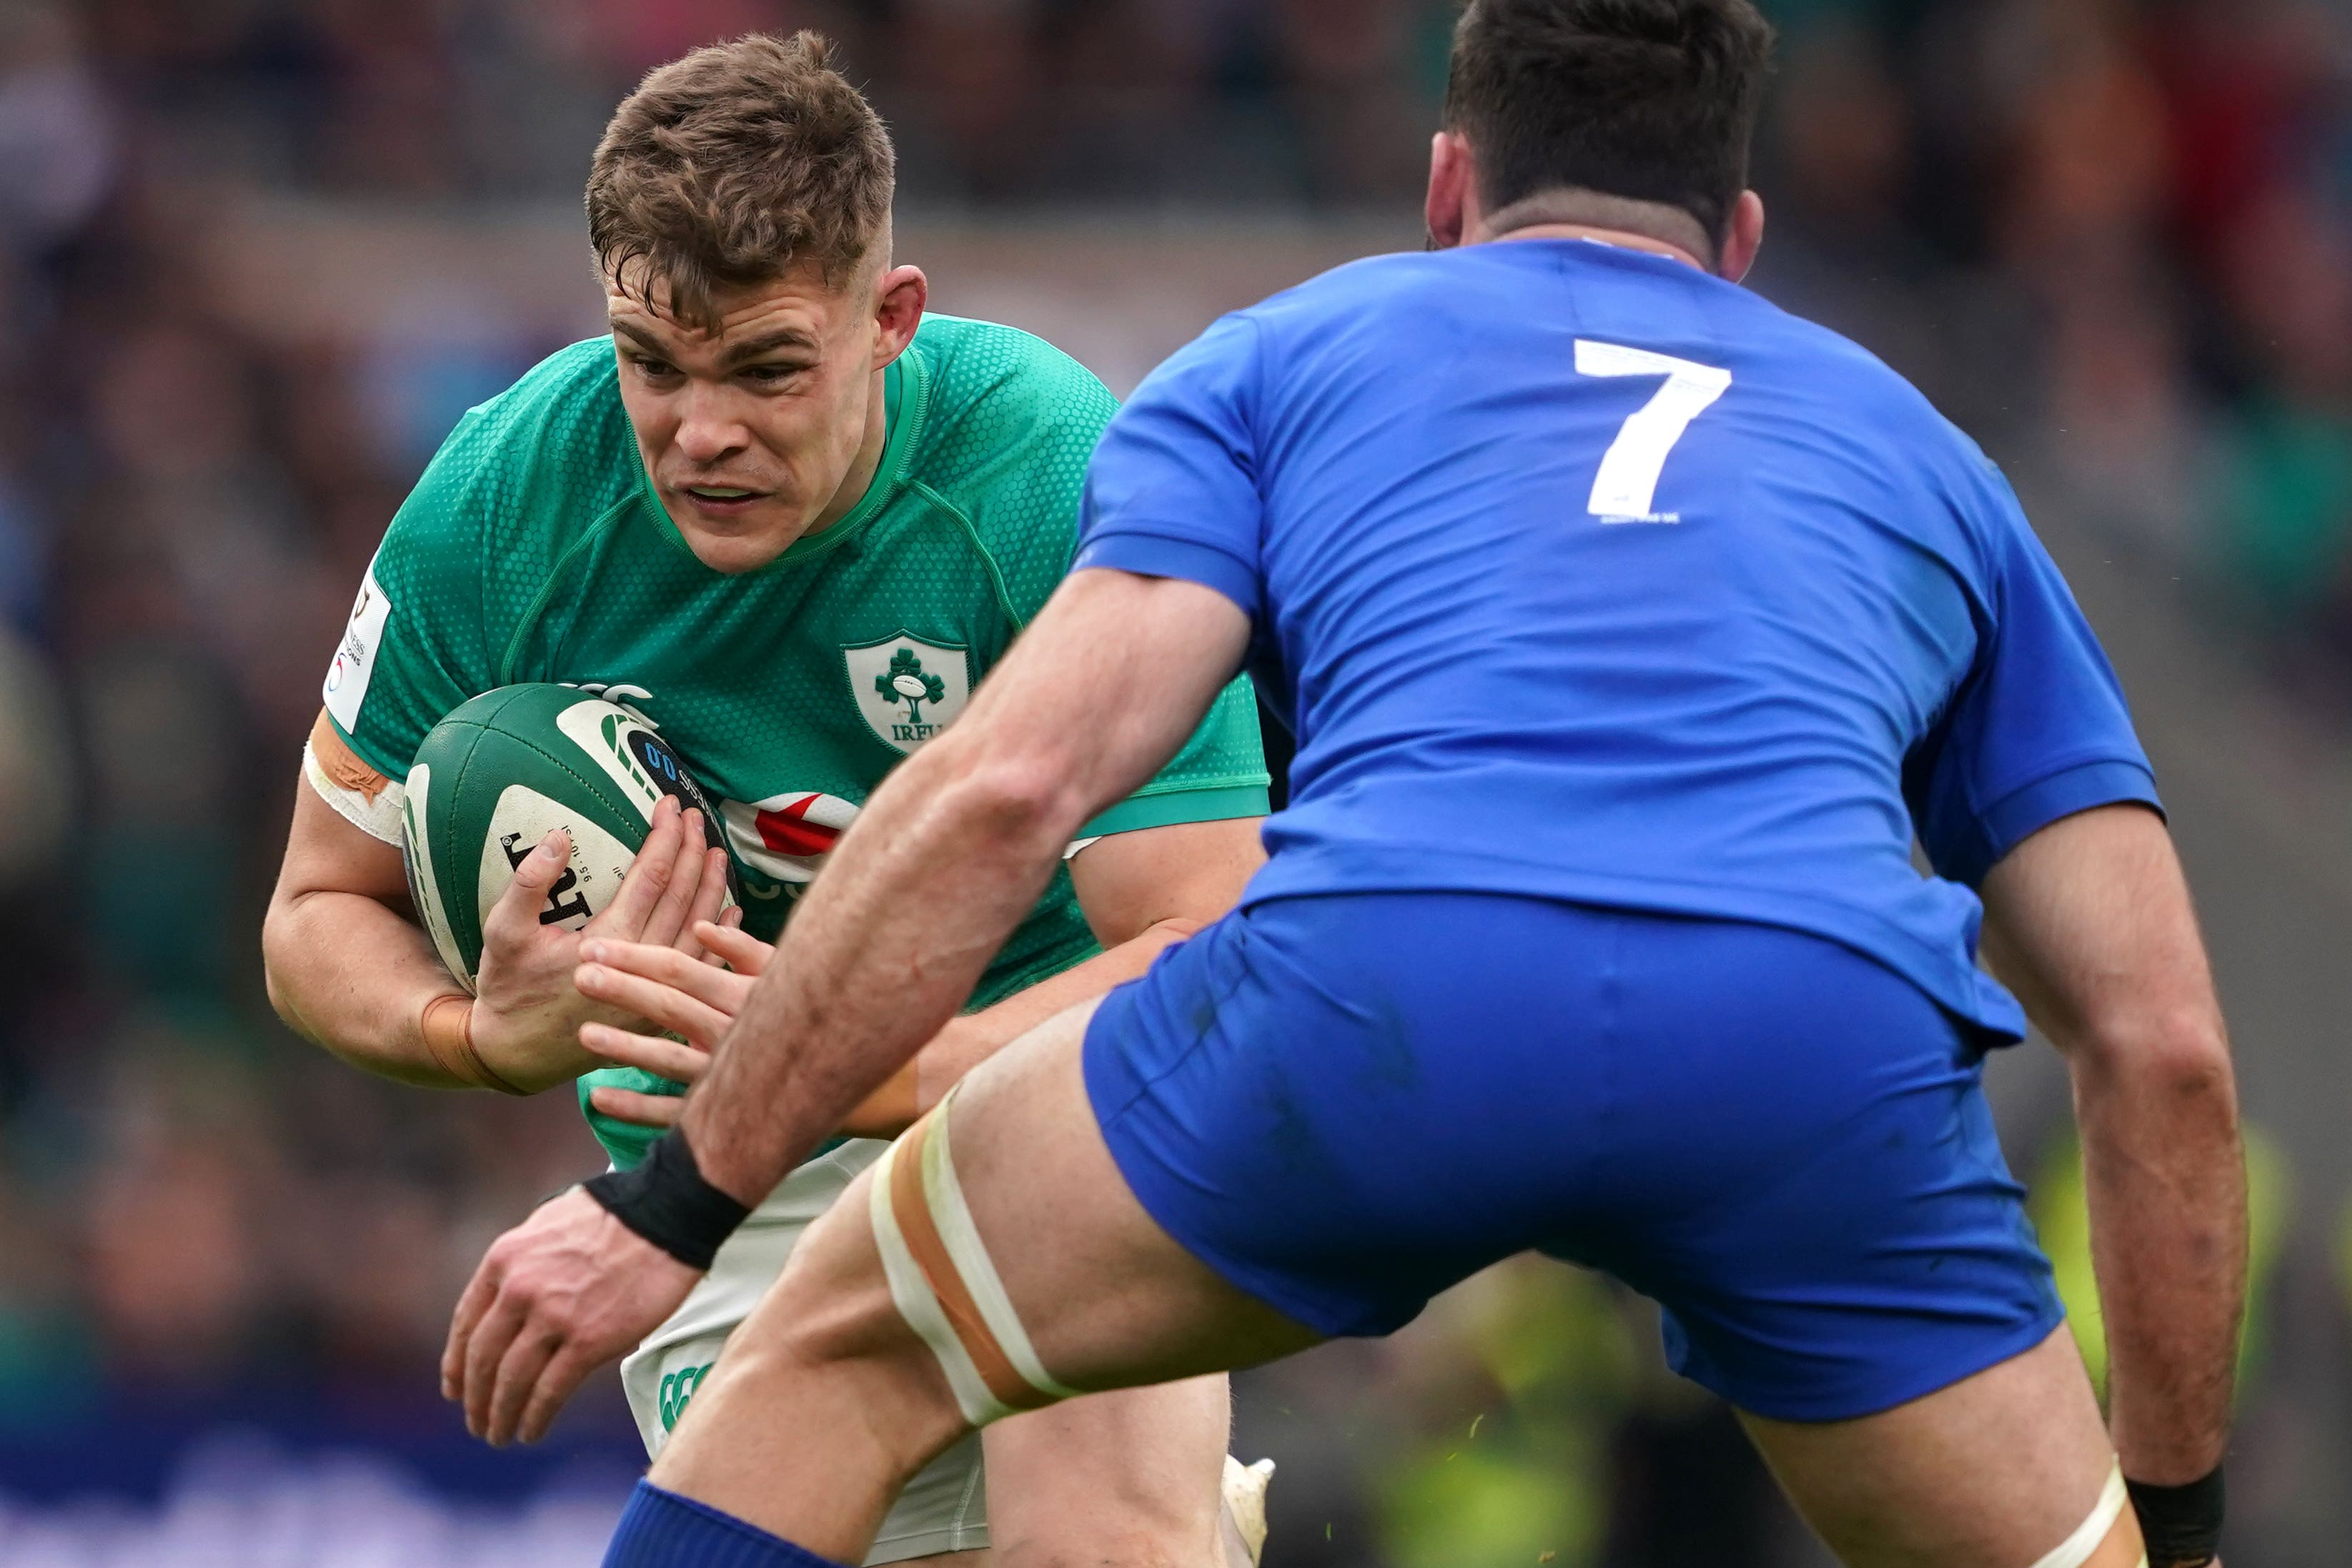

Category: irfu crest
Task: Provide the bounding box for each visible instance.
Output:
[843,633,972,754]
[875,646,947,725]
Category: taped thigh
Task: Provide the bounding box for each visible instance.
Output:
[2028,1466,2142,1568]
[868,1085,1083,1428]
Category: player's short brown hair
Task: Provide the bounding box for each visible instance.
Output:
[1444,0,1775,243]
[587,31,895,332]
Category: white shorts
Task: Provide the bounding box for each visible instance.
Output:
[619,1138,990,1564]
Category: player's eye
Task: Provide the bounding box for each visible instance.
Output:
[627,355,683,383]
[740,363,805,387]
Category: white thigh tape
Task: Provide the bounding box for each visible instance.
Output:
[2028,1465,2135,1568]
[870,1134,1018,1428]
[918,1088,1081,1405]
[868,1088,1076,1429]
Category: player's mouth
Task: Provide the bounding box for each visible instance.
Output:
[678,483,770,517]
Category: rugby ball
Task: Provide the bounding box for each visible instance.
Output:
[400,685,737,992]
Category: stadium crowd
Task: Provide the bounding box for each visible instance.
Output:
[0,0,2348,1563]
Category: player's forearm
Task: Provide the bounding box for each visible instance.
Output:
[684,733,1093,1202]
[2068,1021,2246,1484]
[682,571,1248,1203]
[263,887,478,1089]
[847,917,1200,1135]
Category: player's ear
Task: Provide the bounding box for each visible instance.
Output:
[1426,131,1473,250]
[1718,191,1765,283]
[873,264,928,368]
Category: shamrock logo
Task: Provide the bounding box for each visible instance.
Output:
[875,645,947,724]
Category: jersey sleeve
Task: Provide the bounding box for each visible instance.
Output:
[320,407,502,780]
[1073,312,1268,620]
[945,320,1272,838]
[1905,471,2161,888]
[1082,676,1269,838]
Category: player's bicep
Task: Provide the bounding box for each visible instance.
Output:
[279,733,412,910]
[1068,816,1264,947]
[970,568,1253,824]
[305,709,406,844]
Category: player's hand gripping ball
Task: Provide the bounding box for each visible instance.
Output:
[402,685,743,1090]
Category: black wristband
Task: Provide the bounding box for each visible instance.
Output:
[2127,1466,2224,1567]
[584,1128,751,1271]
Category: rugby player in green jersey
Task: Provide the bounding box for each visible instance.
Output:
[262,34,1273,1568]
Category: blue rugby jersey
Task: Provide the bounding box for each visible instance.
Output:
[1075,238,2158,1036]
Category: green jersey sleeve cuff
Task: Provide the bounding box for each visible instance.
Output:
[1080,782,1270,840]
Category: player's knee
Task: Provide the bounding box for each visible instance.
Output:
[710,1266,971,1480]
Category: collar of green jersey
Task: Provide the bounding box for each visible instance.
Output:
[635,344,931,575]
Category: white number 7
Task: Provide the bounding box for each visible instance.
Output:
[1575,339,1732,523]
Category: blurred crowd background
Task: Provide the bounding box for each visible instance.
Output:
[1,0,2351,1562]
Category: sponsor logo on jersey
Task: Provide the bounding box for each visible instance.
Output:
[559,681,659,728]
[843,633,971,754]
[658,1362,713,1432]
[323,561,392,731]
[550,698,741,905]
[720,791,861,890]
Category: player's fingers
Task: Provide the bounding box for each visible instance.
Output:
[585,1084,687,1128]
[574,963,735,1046]
[442,1257,503,1400]
[482,830,569,946]
[517,1344,601,1445]
[462,1290,532,1439]
[595,797,683,936]
[485,1319,565,1448]
[637,808,710,948]
[579,1022,710,1083]
[674,848,733,957]
[698,921,774,977]
[580,938,753,1018]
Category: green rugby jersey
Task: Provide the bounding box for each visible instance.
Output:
[322,314,1269,1167]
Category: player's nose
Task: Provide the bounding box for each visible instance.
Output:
[671,385,750,465]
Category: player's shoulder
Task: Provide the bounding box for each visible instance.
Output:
[400,338,639,545]
[899,315,1116,609]
[445,337,630,460]
[1224,248,1448,339]
[1754,302,2010,496]
[903,314,1115,511]
[909,313,1117,440]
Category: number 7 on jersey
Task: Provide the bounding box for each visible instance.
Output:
[1576,339,1732,524]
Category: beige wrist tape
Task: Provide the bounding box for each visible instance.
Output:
[420,993,526,1096]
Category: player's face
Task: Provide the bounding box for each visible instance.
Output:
[607,255,927,575]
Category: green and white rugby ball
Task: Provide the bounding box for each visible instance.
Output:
[400,684,737,993]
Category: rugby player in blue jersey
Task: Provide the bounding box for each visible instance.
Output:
[448,4,2246,1564]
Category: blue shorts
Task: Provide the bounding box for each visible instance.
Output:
[1083,893,2063,1422]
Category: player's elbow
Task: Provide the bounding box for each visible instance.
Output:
[259,903,302,1033]
[936,748,1089,858]
[259,893,326,1044]
[2075,1003,2237,1109]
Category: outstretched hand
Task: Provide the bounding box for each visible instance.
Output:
[443,1186,699,1446]
[575,921,772,1128]
[575,920,923,1138]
